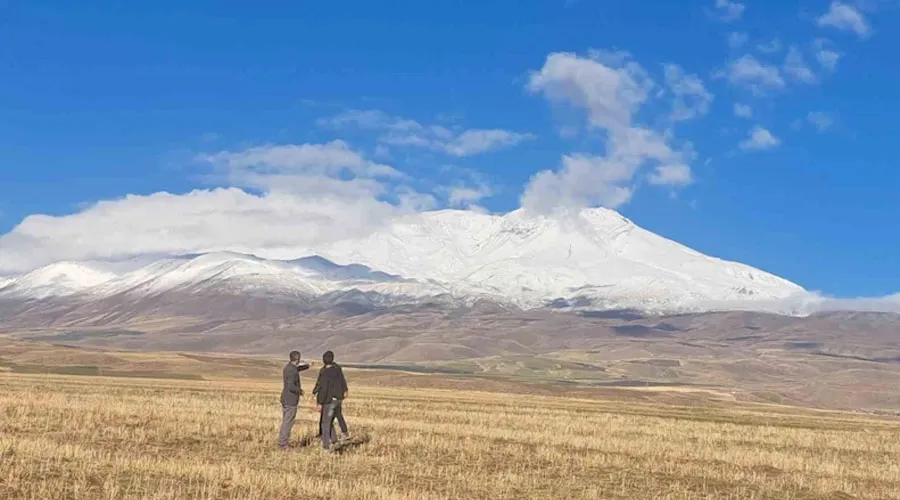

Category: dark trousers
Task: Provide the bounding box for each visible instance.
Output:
[316,402,348,437]
[320,398,347,448]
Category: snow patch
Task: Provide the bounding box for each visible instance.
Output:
[4,262,117,299]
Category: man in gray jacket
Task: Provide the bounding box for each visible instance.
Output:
[277,350,310,449]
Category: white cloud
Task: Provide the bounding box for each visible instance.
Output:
[713,0,746,22]
[320,109,534,157]
[813,38,842,71]
[522,51,694,213]
[817,1,872,38]
[198,140,404,187]
[526,51,654,131]
[802,293,900,315]
[733,103,753,118]
[756,39,783,53]
[395,187,438,212]
[0,142,439,273]
[664,64,714,122]
[784,46,818,84]
[718,55,786,95]
[522,153,636,211]
[0,189,416,274]
[739,126,781,151]
[317,109,406,131]
[435,165,496,210]
[816,49,842,71]
[373,144,392,159]
[807,111,835,132]
[648,164,693,186]
[700,290,900,315]
[728,32,749,49]
[443,129,535,157]
[446,185,493,209]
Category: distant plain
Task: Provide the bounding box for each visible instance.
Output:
[3,303,900,412]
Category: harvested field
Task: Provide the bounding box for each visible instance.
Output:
[1,372,899,499]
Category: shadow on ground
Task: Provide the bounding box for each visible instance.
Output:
[294,431,371,454]
[332,432,371,454]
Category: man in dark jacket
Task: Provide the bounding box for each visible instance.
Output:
[277,350,310,449]
[314,350,349,451]
[313,354,349,440]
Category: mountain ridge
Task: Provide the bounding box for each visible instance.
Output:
[0,207,806,315]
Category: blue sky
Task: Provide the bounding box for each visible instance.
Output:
[1,0,898,298]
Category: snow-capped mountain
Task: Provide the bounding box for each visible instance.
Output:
[302,207,805,311]
[0,208,806,314]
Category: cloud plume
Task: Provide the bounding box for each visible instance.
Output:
[521,51,694,213]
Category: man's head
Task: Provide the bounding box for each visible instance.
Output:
[322,350,334,366]
[289,350,301,365]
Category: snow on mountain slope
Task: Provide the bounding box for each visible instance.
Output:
[87,252,422,298]
[0,276,17,291]
[0,262,118,299]
[0,251,442,303]
[0,208,806,313]
[307,208,804,311]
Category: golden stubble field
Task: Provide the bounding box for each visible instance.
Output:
[1,372,900,500]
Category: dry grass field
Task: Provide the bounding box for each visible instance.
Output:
[2,371,900,500]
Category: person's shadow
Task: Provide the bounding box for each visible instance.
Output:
[330,433,371,454]
[296,431,371,454]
